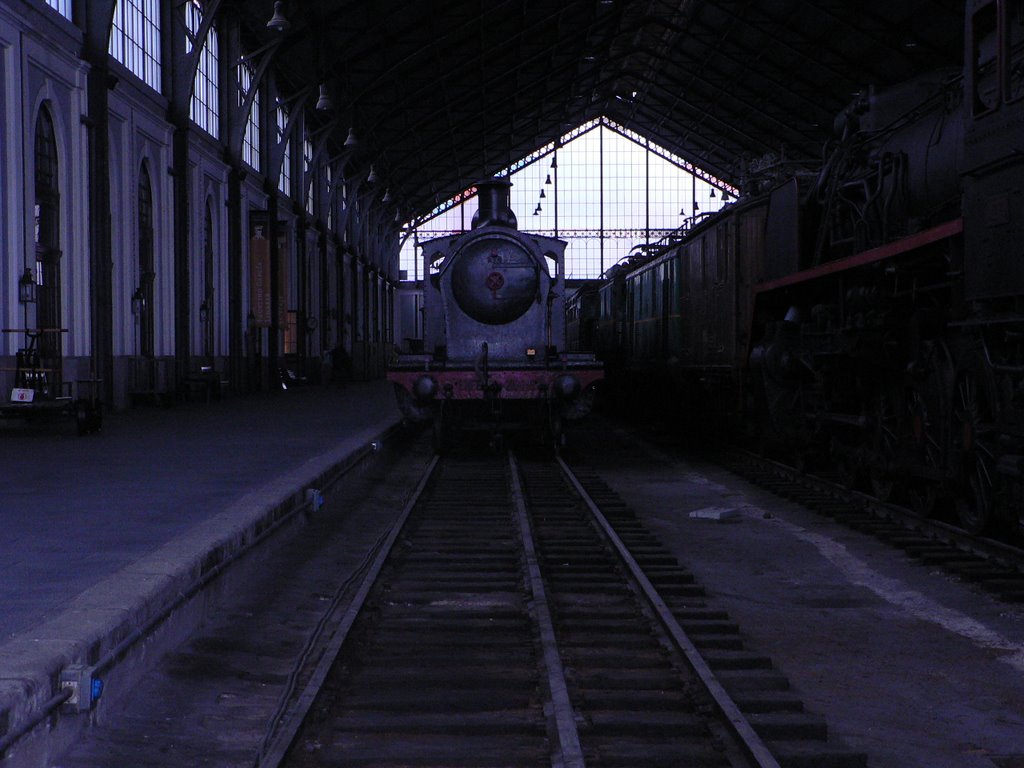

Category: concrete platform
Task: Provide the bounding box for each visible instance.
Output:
[0,382,401,766]
[588,427,1024,768]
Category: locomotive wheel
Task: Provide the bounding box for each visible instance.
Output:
[868,388,902,502]
[951,367,998,534]
[905,341,953,518]
[906,384,943,518]
[829,437,863,491]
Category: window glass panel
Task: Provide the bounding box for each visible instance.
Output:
[187,1,220,138]
[109,0,161,91]
[277,106,291,196]
[44,0,72,20]
[304,135,314,214]
[238,59,261,172]
[326,164,334,229]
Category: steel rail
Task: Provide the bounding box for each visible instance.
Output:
[556,455,783,768]
[742,449,1024,574]
[507,451,586,768]
[254,453,441,768]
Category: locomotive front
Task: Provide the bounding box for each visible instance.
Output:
[389,177,602,448]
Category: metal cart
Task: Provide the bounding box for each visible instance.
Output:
[1,329,102,434]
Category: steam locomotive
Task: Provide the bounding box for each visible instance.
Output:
[389,178,602,450]
[586,0,1024,536]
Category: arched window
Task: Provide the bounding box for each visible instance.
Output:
[138,162,155,359]
[202,201,215,359]
[34,107,61,365]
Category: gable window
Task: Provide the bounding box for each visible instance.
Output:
[398,118,732,281]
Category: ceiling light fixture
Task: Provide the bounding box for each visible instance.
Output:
[315,83,332,112]
[366,164,378,184]
[266,1,290,32]
[344,126,358,146]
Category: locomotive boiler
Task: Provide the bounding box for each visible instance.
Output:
[590,0,1024,537]
[389,177,602,450]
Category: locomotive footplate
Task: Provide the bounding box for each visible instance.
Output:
[388,365,603,400]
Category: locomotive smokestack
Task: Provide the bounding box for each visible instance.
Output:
[471,177,518,230]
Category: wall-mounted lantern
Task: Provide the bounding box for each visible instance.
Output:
[18,268,36,304]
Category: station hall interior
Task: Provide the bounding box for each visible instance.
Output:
[0,0,966,413]
[5,2,1024,768]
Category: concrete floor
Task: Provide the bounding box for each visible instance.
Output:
[588,426,1024,768]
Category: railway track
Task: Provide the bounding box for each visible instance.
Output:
[264,448,865,768]
[716,450,1024,604]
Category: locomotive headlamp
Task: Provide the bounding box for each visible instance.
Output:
[554,374,580,400]
[412,374,438,401]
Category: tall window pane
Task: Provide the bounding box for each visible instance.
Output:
[44,0,72,20]
[277,106,291,197]
[238,59,261,172]
[109,0,161,92]
[304,134,314,214]
[186,0,220,138]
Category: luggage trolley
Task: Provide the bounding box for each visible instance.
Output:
[0,328,102,434]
